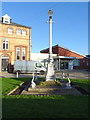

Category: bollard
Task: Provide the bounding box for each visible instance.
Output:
[32,72,34,80]
[67,73,69,78]
[62,72,65,79]
[16,71,19,78]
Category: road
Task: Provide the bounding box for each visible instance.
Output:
[0,70,90,79]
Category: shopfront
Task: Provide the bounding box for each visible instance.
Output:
[54,56,76,71]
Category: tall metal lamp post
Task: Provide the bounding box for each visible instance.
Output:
[46,10,55,81]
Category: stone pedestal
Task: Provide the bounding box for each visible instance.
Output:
[46,60,55,81]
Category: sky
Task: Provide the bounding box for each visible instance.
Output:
[1,1,88,55]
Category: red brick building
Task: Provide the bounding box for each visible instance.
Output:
[40,45,90,70]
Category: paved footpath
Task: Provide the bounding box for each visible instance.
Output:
[56,70,90,79]
[0,72,32,78]
[0,70,90,79]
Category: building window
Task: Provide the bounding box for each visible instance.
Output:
[36,63,42,68]
[16,47,20,60]
[73,59,80,66]
[4,18,9,23]
[16,29,21,35]
[22,30,26,36]
[8,28,12,34]
[22,48,26,60]
[2,38,9,50]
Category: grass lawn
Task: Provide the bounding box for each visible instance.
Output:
[1,77,90,119]
[64,78,90,92]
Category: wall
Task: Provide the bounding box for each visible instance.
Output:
[0,23,31,64]
[0,22,31,72]
[31,53,57,66]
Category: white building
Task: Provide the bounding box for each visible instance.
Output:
[30,53,75,71]
[30,53,57,67]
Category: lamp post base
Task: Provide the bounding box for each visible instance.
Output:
[46,62,55,81]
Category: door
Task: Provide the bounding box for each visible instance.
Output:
[2,59,9,71]
[60,62,68,69]
[68,61,73,70]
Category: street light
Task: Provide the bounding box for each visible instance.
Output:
[46,10,55,81]
[48,10,53,16]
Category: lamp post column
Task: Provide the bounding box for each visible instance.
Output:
[49,15,52,59]
[46,10,55,81]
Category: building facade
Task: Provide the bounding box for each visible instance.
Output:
[30,53,57,67]
[40,45,90,70]
[0,14,32,72]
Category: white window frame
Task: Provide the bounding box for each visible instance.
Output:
[8,28,12,34]
[22,30,26,36]
[22,48,26,60]
[16,29,21,35]
[4,18,9,23]
[16,47,20,60]
[2,38,9,50]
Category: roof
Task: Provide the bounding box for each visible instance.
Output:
[2,14,11,19]
[40,44,85,58]
[0,20,31,29]
[56,45,85,57]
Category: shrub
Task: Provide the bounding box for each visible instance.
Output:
[39,81,46,86]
